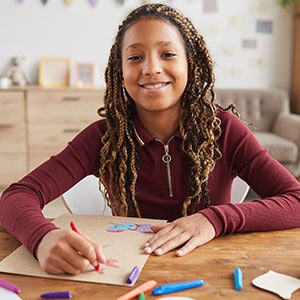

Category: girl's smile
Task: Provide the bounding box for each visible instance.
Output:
[138,81,171,94]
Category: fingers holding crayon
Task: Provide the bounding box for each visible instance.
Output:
[35,225,106,275]
[70,221,107,269]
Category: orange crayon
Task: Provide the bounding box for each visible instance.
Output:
[116,280,157,300]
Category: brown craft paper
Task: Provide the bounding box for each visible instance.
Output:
[0,214,166,286]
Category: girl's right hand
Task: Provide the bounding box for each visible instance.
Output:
[35,228,106,275]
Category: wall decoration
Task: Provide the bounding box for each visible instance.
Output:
[38,57,70,87]
[249,58,267,70]
[241,39,257,49]
[89,0,100,7]
[202,0,218,14]
[74,62,95,88]
[216,45,234,57]
[64,0,74,5]
[252,0,271,14]
[256,20,273,34]
[227,16,246,31]
[222,66,241,79]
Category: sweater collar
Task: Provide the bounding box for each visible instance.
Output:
[133,114,181,147]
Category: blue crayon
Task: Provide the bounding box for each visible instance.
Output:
[234,267,243,290]
[152,279,204,295]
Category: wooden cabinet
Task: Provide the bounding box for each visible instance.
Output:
[0,87,104,187]
[291,3,300,114]
[27,88,104,171]
[0,89,26,188]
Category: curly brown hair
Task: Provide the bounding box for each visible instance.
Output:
[98,3,222,217]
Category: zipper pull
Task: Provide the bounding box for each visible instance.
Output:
[162,144,172,163]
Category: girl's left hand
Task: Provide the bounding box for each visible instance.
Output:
[143,213,216,256]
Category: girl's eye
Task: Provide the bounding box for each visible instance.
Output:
[128,55,142,61]
[163,52,176,58]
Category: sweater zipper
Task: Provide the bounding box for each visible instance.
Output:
[156,138,174,198]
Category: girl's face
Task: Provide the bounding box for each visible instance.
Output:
[121,18,188,116]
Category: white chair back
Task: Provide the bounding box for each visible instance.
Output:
[62,175,112,215]
[231,176,250,203]
[63,175,250,215]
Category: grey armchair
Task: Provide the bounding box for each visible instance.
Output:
[215,88,300,177]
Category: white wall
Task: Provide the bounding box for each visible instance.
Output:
[0,0,294,90]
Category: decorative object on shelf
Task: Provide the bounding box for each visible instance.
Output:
[38,57,70,88]
[41,0,49,5]
[0,76,12,89]
[89,0,100,7]
[74,62,95,88]
[64,0,74,5]
[6,56,30,87]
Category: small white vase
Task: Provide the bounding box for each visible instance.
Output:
[0,77,12,89]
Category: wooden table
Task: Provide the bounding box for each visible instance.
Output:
[1,225,299,300]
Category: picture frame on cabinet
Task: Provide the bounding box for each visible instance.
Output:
[38,57,70,87]
[74,62,95,88]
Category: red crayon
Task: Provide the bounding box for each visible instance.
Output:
[70,221,100,271]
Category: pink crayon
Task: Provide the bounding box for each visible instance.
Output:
[0,278,21,294]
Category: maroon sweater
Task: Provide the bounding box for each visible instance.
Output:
[0,110,299,255]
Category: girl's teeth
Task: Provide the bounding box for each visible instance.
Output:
[144,83,164,89]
